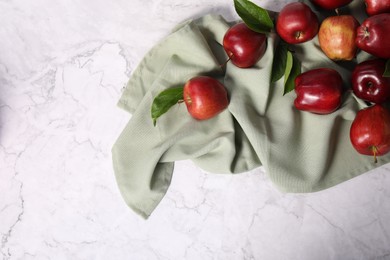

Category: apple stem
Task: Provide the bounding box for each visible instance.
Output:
[335,8,340,16]
[179,96,192,105]
[294,31,301,40]
[220,54,233,68]
[363,27,370,38]
[372,146,378,163]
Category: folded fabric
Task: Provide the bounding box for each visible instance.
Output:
[112,3,390,218]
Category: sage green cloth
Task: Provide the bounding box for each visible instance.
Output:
[112,6,390,218]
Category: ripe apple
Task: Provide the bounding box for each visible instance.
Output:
[294,68,343,114]
[352,59,390,104]
[276,2,319,44]
[365,0,390,16]
[356,13,390,59]
[183,76,229,120]
[223,22,267,68]
[318,15,359,60]
[310,0,353,10]
[350,104,390,163]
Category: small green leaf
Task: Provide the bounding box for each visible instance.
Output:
[283,52,301,95]
[234,0,274,34]
[271,40,289,83]
[284,51,293,85]
[151,87,184,126]
[384,59,390,77]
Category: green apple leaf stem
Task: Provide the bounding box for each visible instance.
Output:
[151,87,184,126]
[233,0,274,34]
[384,59,390,77]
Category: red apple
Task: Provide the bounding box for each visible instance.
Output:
[352,59,390,104]
[356,13,390,59]
[183,76,229,120]
[310,0,353,10]
[365,0,390,16]
[223,22,267,68]
[350,104,390,163]
[294,68,343,114]
[318,15,359,61]
[276,2,319,44]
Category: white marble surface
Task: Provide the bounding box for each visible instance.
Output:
[1,0,390,259]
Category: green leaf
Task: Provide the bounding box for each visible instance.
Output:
[234,0,274,34]
[151,86,184,126]
[271,40,289,83]
[284,51,293,85]
[384,59,390,77]
[283,52,301,95]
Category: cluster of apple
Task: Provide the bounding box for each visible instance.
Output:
[272,0,390,162]
[277,0,390,60]
[151,0,390,162]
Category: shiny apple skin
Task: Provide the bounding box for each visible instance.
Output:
[318,15,359,61]
[310,0,353,10]
[183,76,229,120]
[294,68,343,114]
[276,2,319,44]
[350,105,390,159]
[223,23,267,68]
[356,13,390,59]
[365,0,390,16]
[352,59,390,104]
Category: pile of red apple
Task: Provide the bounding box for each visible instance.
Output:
[151,0,390,163]
[274,0,390,163]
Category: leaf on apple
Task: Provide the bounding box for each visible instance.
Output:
[151,86,184,126]
[271,40,289,83]
[233,0,274,34]
[283,51,301,95]
[384,59,390,77]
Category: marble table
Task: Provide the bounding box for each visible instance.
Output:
[1,0,390,259]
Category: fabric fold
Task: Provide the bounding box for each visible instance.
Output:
[112,16,261,218]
